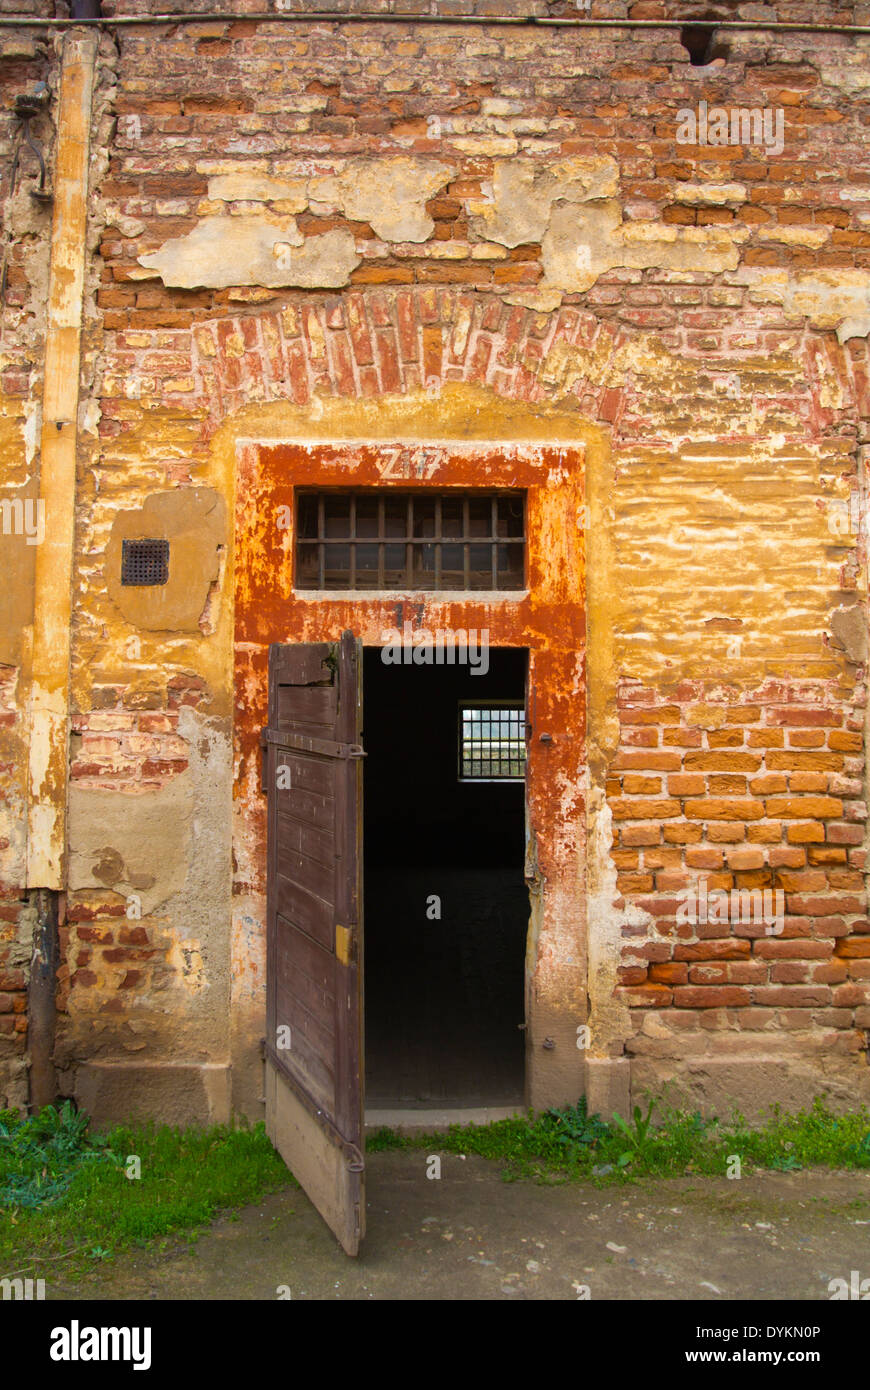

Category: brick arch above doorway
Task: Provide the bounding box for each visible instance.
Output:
[187,284,862,454]
[191,289,632,439]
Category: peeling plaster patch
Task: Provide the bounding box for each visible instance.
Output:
[839,315,870,341]
[104,205,147,238]
[80,398,101,437]
[467,156,619,248]
[501,287,566,312]
[672,183,747,206]
[207,173,308,208]
[22,400,39,466]
[167,937,208,994]
[585,791,645,1057]
[736,266,870,341]
[309,157,455,242]
[756,225,831,249]
[0,789,27,887]
[139,218,359,290]
[158,705,234,1006]
[816,49,870,97]
[830,605,868,663]
[542,200,747,295]
[68,775,193,917]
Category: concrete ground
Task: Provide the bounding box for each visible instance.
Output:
[55,1153,870,1301]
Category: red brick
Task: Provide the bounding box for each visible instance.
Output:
[673,986,752,1007]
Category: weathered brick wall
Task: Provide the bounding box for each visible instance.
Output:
[612,688,869,1078]
[4,0,870,1116]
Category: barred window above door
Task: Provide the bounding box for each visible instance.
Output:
[295,490,525,592]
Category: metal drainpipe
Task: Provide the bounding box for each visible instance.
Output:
[0,12,868,32]
[28,890,60,1111]
[25,29,98,1113]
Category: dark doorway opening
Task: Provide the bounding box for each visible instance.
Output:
[362,645,528,1108]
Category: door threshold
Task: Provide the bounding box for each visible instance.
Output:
[365,1105,524,1132]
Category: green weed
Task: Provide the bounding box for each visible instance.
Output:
[0,1110,295,1282]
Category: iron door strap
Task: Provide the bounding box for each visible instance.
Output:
[261,727,367,760]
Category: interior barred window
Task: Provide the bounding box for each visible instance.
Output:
[295,490,525,591]
[459,703,526,782]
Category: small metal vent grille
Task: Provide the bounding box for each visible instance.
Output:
[121,538,169,587]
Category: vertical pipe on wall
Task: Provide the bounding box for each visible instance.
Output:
[25,30,97,890]
[25,31,97,1108]
[28,889,60,1110]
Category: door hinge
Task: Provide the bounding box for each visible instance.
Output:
[345,1144,365,1174]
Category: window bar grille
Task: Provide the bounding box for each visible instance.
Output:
[377,494,385,588]
[349,493,356,590]
[317,494,325,589]
[296,489,525,591]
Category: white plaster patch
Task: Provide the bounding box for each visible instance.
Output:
[308,157,455,242]
[104,206,147,238]
[736,266,870,341]
[467,156,620,249]
[207,172,308,208]
[68,775,194,917]
[817,50,870,98]
[542,200,747,295]
[22,399,39,466]
[673,183,748,206]
[139,217,360,290]
[756,225,831,249]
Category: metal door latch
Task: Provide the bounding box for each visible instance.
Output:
[344,1143,365,1173]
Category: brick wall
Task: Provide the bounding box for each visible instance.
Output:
[3,0,870,1114]
[612,685,869,1046]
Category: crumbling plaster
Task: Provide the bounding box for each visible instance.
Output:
[133,150,870,344]
[62,705,233,1079]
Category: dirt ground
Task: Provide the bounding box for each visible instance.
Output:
[54,1153,870,1301]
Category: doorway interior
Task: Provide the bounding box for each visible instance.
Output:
[362,645,529,1109]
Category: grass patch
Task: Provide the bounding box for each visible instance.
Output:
[3,1094,868,1281]
[0,1105,295,1281]
[376,1095,870,1186]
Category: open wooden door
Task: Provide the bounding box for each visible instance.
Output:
[262,630,365,1255]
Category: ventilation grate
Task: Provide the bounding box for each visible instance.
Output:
[121,538,170,587]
